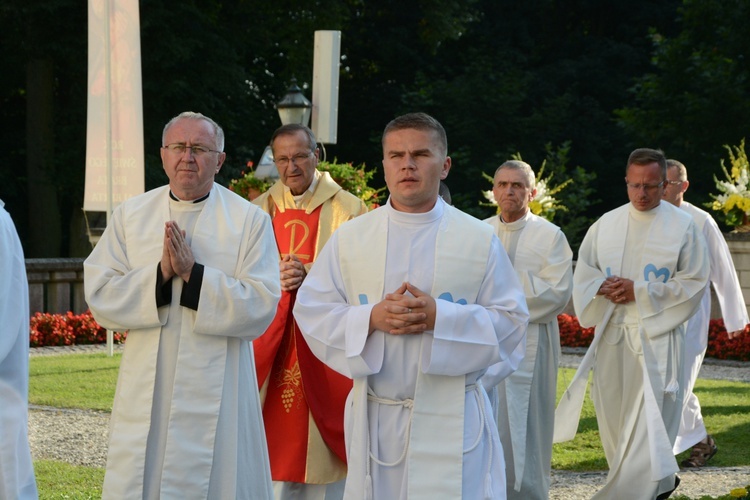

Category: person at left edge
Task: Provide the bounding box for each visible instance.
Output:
[252,123,367,499]
[0,200,38,500]
[84,111,281,499]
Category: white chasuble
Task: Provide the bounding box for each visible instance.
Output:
[555,202,708,486]
[85,184,281,499]
[294,199,529,500]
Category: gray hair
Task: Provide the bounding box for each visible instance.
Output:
[162,111,225,152]
[494,160,536,188]
[269,124,317,155]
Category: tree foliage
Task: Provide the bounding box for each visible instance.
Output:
[12,0,747,257]
[616,0,750,220]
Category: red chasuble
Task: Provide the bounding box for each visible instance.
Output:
[254,205,351,483]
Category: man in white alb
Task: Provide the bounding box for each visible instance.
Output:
[555,148,709,499]
[293,112,529,499]
[663,159,748,468]
[482,160,573,499]
[0,200,38,500]
[85,111,281,499]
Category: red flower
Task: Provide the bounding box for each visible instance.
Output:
[557,314,750,361]
[28,310,128,348]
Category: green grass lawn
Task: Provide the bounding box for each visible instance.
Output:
[28,354,750,499]
[553,367,750,471]
[34,460,104,500]
[29,353,121,411]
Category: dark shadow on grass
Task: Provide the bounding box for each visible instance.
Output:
[33,366,119,376]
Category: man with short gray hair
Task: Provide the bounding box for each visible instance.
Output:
[85,111,280,499]
[482,160,573,499]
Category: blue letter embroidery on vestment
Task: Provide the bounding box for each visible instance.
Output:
[644,263,670,283]
[438,292,467,305]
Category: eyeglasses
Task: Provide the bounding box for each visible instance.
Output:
[666,180,683,185]
[274,151,313,168]
[625,180,665,191]
[163,143,221,156]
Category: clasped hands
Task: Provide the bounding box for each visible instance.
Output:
[161,221,195,282]
[280,254,306,291]
[369,282,436,335]
[597,275,635,304]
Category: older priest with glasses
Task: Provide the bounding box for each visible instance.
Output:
[252,123,367,500]
[85,111,281,499]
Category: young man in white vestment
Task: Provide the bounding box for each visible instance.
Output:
[84,111,281,500]
[663,159,748,468]
[554,148,709,499]
[252,124,367,500]
[0,201,38,500]
[293,112,529,500]
[481,160,573,499]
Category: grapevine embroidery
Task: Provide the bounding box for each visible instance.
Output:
[279,361,302,413]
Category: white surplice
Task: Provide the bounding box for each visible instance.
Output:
[293,199,529,500]
[673,201,749,453]
[0,201,38,500]
[555,202,708,499]
[84,184,281,500]
[482,211,573,500]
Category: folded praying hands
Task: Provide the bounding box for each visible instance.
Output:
[369,282,436,335]
[597,275,635,304]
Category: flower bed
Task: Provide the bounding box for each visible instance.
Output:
[29,310,127,347]
[558,314,750,362]
[26,311,750,360]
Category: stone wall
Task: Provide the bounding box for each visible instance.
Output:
[724,232,750,319]
[26,240,748,321]
[26,258,87,315]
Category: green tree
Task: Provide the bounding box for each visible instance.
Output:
[398,0,681,221]
[616,0,750,219]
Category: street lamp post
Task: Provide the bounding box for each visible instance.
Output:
[254,78,313,180]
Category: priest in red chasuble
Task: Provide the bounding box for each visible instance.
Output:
[253,124,367,499]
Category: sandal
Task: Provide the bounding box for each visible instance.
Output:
[680,435,718,468]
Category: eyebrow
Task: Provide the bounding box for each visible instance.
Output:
[386,148,432,156]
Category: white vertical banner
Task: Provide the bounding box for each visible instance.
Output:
[84,0,144,213]
[311,30,341,145]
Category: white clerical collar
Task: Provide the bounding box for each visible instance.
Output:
[499,210,530,231]
[628,201,662,221]
[385,196,444,225]
[284,169,321,204]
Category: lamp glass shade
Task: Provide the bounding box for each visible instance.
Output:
[277,106,312,126]
[277,80,312,126]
